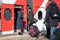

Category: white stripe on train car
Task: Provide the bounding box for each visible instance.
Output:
[0,30,14,35]
[1,0,16,4]
[34,0,49,31]
[34,0,49,20]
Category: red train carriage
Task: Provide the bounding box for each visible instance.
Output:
[0,0,27,35]
[0,0,60,35]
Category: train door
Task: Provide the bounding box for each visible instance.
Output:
[1,4,14,34]
[14,5,23,32]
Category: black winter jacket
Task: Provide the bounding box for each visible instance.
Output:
[45,2,60,27]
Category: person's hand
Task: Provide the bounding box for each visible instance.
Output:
[57,22,60,28]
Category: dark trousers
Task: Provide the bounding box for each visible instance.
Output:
[46,27,50,39]
[27,22,32,31]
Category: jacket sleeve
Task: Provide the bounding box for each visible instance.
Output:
[45,5,51,25]
[46,6,50,21]
[20,12,24,19]
[58,11,60,21]
[17,11,24,19]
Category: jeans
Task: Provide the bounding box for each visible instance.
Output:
[50,27,57,40]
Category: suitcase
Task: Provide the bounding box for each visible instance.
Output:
[29,25,40,38]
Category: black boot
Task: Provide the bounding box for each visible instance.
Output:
[18,32,23,35]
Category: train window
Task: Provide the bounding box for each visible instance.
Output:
[4,8,12,20]
[38,11,42,20]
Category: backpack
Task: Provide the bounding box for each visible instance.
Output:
[29,25,40,38]
[49,2,59,18]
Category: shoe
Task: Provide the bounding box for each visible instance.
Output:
[18,32,23,35]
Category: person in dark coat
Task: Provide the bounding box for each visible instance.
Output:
[16,9,23,35]
[45,1,60,39]
[27,5,34,31]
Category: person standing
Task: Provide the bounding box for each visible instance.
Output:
[45,2,60,40]
[16,9,24,35]
[27,5,34,31]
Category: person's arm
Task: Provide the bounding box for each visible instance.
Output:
[45,6,50,22]
[20,12,24,19]
[58,11,60,21]
[45,5,51,26]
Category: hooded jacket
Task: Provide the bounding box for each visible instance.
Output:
[45,2,60,27]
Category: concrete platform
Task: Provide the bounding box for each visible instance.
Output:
[0,32,49,40]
